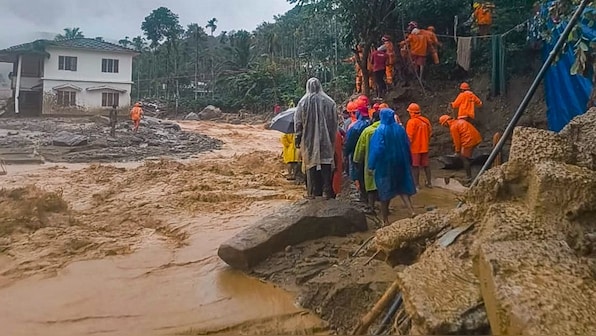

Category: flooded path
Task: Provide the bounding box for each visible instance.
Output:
[0,121,326,335]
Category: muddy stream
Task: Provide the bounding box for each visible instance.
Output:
[0,121,460,335]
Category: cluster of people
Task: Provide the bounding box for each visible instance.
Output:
[281,77,485,226]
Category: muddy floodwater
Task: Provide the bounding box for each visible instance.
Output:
[0,121,460,335]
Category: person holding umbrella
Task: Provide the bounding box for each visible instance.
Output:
[294,78,338,199]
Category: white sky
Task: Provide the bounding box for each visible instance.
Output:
[0,0,295,48]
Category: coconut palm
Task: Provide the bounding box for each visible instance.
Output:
[55,27,85,41]
[206,18,218,36]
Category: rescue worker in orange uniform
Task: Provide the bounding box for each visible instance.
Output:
[381,35,396,86]
[451,82,483,121]
[344,44,365,93]
[405,103,432,188]
[401,28,429,78]
[421,26,441,65]
[130,102,143,133]
[474,2,494,36]
[367,47,376,92]
[439,115,482,180]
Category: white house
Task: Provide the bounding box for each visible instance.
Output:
[0,38,138,116]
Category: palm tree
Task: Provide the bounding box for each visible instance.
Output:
[55,27,85,41]
[206,18,218,36]
[119,36,132,48]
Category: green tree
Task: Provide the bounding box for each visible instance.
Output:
[55,27,84,40]
[141,7,184,48]
[206,18,218,36]
[119,36,132,48]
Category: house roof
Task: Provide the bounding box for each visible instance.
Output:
[0,38,138,57]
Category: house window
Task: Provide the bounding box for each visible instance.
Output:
[102,59,119,73]
[58,56,77,71]
[56,91,76,106]
[102,92,119,107]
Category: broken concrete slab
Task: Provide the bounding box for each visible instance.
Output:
[508,126,573,166]
[397,243,489,335]
[559,107,596,170]
[52,131,88,147]
[217,199,367,270]
[478,240,596,336]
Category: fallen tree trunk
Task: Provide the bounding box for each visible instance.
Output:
[351,278,400,335]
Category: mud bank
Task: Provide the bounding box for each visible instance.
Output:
[0,117,222,163]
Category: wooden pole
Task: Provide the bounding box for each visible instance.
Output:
[351,278,400,335]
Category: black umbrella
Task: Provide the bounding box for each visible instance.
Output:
[270,108,297,134]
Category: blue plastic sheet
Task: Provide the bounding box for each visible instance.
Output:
[541,4,595,131]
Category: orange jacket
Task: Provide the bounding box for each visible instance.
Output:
[404,33,428,57]
[420,29,440,48]
[130,106,143,121]
[406,115,432,154]
[451,90,482,119]
[475,6,492,25]
[448,119,482,152]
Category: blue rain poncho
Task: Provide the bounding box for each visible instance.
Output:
[344,113,370,181]
[294,78,338,170]
[368,108,417,201]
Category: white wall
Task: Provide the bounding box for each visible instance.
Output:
[43,47,134,84]
[43,79,131,112]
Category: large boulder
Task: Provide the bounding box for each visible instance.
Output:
[184,112,199,120]
[478,240,596,335]
[52,131,88,147]
[198,105,223,120]
[218,199,367,270]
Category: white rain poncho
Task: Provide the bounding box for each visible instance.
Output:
[294,78,338,170]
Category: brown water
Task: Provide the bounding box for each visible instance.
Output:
[0,121,326,336]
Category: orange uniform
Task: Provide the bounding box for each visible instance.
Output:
[475,6,493,25]
[406,115,432,154]
[383,38,396,85]
[404,33,428,57]
[420,29,440,64]
[447,119,482,158]
[451,90,483,119]
[130,103,143,132]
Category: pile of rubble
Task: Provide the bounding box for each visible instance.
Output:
[372,109,596,335]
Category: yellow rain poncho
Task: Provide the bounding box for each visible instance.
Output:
[294,78,338,170]
[281,133,300,163]
[353,120,380,191]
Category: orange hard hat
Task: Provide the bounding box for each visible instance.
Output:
[460,82,471,90]
[357,95,369,108]
[407,103,421,114]
[134,102,142,107]
[379,103,389,109]
[439,115,452,126]
[346,101,358,112]
[427,26,436,32]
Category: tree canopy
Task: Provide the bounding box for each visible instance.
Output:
[55,27,84,41]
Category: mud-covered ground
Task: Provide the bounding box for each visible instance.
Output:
[0,116,222,163]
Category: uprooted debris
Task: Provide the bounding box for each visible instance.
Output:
[368,108,596,335]
[0,117,222,163]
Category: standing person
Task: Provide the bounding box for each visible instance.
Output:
[281,133,300,180]
[294,78,338,199]
[353,109,381,213]
[274,104,282,115]
[382,35,396,86]
[421,26,442,65]
[405,103,432,188]
[439,115,482,181]
[109,104,118,137]
[130,102,143,133]
[332,130,345,198]
[473,2,494,36]
[371,46,388,98]
[451,82,483,121]
[402,28,428,78]
[344,105,371,202]
[368,108,417,225]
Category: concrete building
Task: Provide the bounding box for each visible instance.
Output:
[0,38,138,116]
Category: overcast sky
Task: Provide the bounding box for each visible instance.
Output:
[0,0,295,48]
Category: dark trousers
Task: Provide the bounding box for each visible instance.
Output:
[374,70,387,97]
[306,164,333,197]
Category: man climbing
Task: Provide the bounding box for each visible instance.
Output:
[343,44,364,93]
[473,2,494,36]
[381,35,397,86]
[130,102,143,133]
[451,82,483,121]
[371,46,388,98]
[421,26,441,65]
[439,115,482,181]
[405,103,432,188]
[401,28,428,79]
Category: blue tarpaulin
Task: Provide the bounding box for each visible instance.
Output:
[539,4,596,131]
